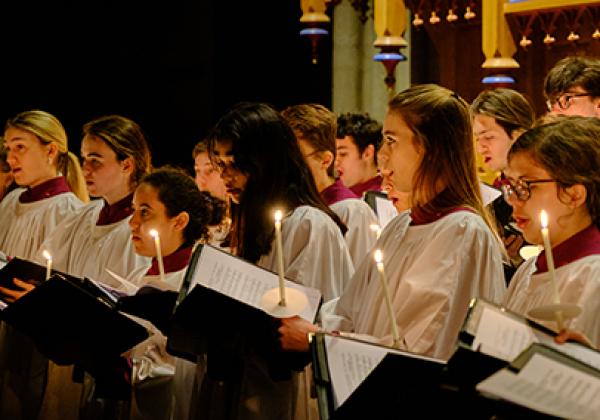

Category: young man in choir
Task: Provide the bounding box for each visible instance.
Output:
[192,139,227,200]
[471,88,536,280]
[282,103,378,267]
[335,112,383,196]
[279,84,506,361]
[502,117,600,348]
[191,102,354,419]
[544,56,600,118]
[0,110,87,420]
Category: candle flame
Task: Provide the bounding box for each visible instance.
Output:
[274,209,283,223]
[374,249,383,264]
[42,250,52,261]
[540,210,548,229]
[149,229,159,238]
[370,224,381,232]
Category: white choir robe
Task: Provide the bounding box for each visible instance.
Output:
[0,188,83,259]
[330,198,378,268]
[191,205,355,420]
[35,199,151,286]
[129,269,188,420]
[322,211,507,361]
[0,189,83,420]
[504,256,600,348]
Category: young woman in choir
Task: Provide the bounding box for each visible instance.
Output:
[502,117,600,348]
[471,88,535,276]
[0,138,16,202]
[36,115,153,286]
[189,102,354,420]
[0,110,88,420]
[281,103,378,267]
[279,84,507,361]
[127,167,225,420]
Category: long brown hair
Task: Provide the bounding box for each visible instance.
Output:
[471,88,535,137]
[388,84,497,234]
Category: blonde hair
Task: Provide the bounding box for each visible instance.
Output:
[6,110,89,202]
[388,84,498,237]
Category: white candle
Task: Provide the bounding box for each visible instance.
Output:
[374,249,401,348]
[274,210,286,306]
[539,210,564,330]
[42,250,52,281]
[370,223,382,240]
[149,229,166,284]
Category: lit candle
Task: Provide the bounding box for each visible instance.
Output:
[370,223,382,240]
[274,210,286,306]
[374,249,400,348]
[539,210,564,330]
[149,229,166,284]
[42,250,52,281]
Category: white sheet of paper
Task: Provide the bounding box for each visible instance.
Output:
[472,306,539,361]
[189,245,322,322]
[324,335,442,409]
[374,196,398,228]
[477,353,600,419]
[471,304,600,370]
[480,182,502,206]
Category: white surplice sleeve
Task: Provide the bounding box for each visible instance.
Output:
[258,205,355,302]
[0,189,83,260]
[323,211,506,360]
[330,198,378,268]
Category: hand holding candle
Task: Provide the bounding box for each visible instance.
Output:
[374,249,401,348]
[274,209,286,306]
[149,229,166,284]
[42,250,52,281]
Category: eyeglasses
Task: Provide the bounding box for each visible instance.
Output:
[546,92,592,111]
[501,178,556,203]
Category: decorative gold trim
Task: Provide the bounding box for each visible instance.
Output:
[504,0,600,15]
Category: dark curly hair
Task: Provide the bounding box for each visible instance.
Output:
[138,167,225,245]
[336,113,382,164]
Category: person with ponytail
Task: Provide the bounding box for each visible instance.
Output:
[280,85,506,362]
[36,115,153,287]
[0,110,87,420]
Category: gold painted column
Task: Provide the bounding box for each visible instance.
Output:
[481,0,519,84]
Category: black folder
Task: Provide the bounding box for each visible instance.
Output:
[166,244,314,375]
[0,260,149,372]
[363,190,389,216]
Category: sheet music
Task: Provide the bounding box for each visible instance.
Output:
[471,304,600,370]
[477,353,600,419]
[480,182,501,206]
[324,335,442,408]
[374,196,397,228]
[189,245,322,322]
[472,306,539,361]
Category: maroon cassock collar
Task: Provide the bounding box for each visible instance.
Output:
[96,194,134,226]
[146,245,193,275]
[410,206,474,226]
[19,176,71,203]
[349,175,383,197]
[535,224,600,274]
[320,179,359,206]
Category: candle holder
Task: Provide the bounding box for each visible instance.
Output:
[260,286,309,318]
[528,303,582,325]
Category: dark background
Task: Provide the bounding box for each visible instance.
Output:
[0,0,332,170]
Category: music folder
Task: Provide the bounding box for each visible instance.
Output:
[166,244,322,373]
[363,190,397,229]
[0,258,149,372]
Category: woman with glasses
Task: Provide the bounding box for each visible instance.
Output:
[280,85,506,362]
[503,116,600,347]
[471,88,535,280]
